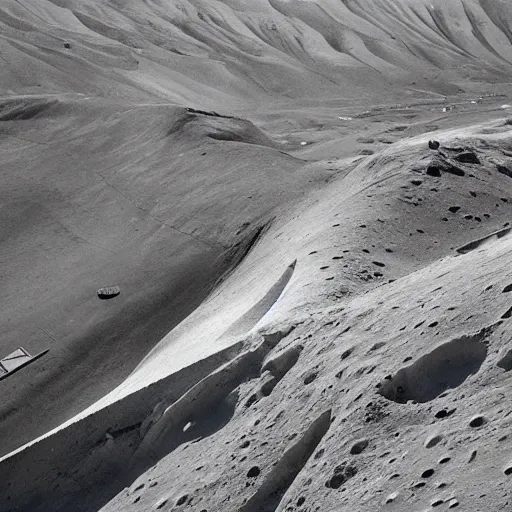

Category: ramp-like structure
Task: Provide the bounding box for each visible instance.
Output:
[0,348,49,382]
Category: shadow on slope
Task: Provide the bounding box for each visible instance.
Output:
[0,99,315,457]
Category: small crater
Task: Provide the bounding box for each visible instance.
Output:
[245,394,258,408]
[350,439,369,455]
[341,348,353,360]
[304,372,318,385]
[373,261,385,267]
[325,463,358,489]
[424,434,443,448]
[378,332,488,403]
[468,415,486,428]
[498,349,512,371]
[502,307,512,319]
[439,456,451,464]
[176,495,188,506]
[247,466,261,478]
[385,491,399,504]
[448,206,461,213]
[421,469,435,478]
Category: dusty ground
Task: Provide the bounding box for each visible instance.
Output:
[1,1,512,511]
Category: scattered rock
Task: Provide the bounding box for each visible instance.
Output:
[497,165,512,178]
[427,157,465,177]
[97,286,120,300]
[426,165,442,177]
[431,498,444,507]
[454,152,480,164]
[468,450,477,463]
[429,140,440,150]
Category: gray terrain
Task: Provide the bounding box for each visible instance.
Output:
[1,1,512,511]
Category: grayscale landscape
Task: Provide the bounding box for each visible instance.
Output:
[1,0,512,510]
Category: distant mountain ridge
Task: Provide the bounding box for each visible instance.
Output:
[2,0,512,106]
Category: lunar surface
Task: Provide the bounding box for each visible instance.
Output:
[2,1,512,511]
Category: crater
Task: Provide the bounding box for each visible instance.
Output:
[378,330,489,403]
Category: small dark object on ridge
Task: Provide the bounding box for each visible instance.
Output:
[455,151,480,164]
[429,140,440,150]
[97,286,120,300]
[63,42,71,49]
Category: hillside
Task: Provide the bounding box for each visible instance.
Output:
[1,1,512,511]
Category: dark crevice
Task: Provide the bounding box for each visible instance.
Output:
[239,410,332,512]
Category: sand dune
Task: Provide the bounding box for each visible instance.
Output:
[1,1,512,511]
